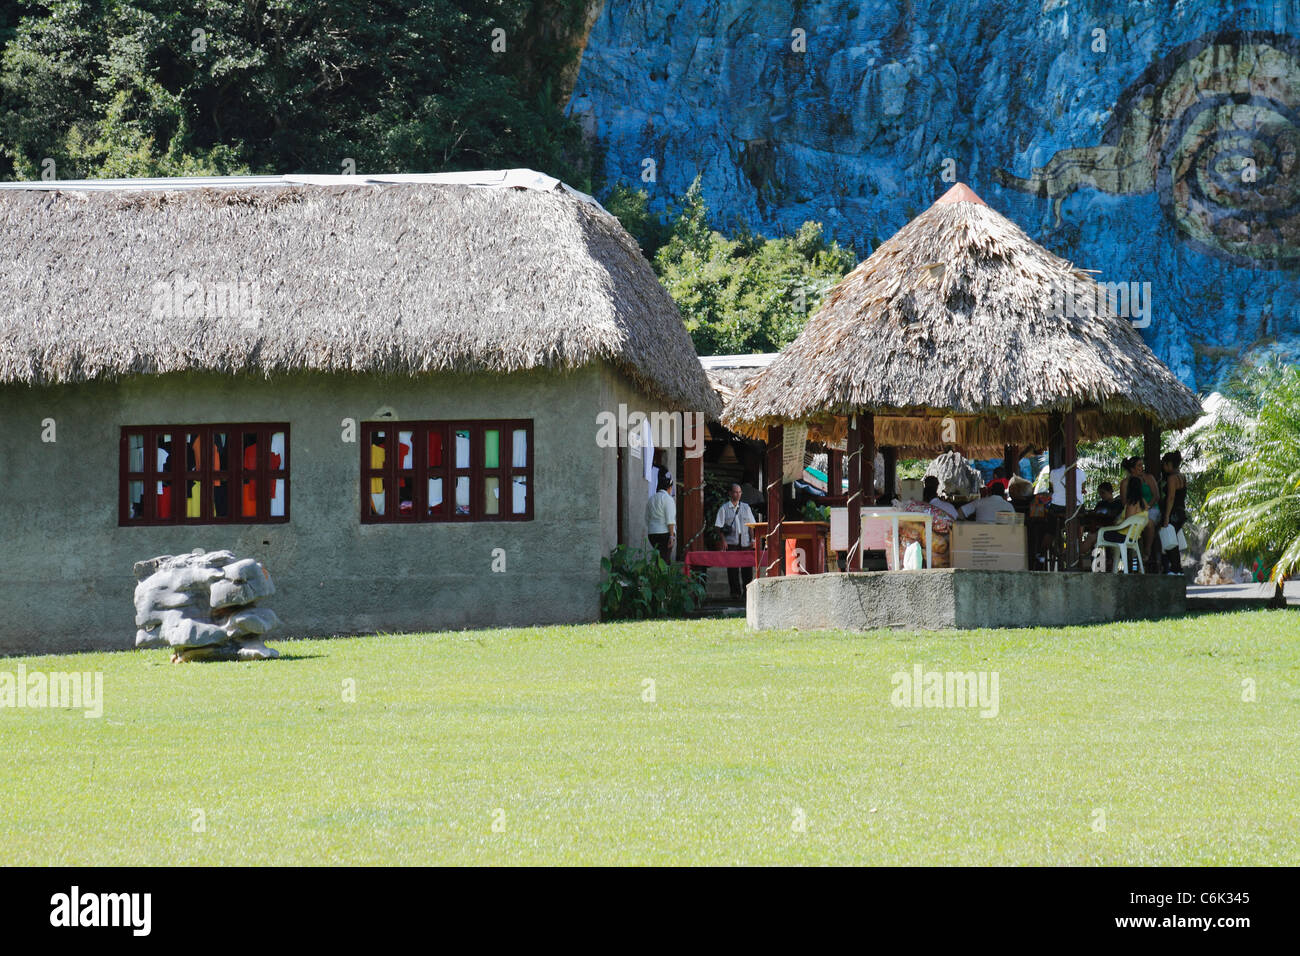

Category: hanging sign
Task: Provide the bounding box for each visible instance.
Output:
[782,424,808,483]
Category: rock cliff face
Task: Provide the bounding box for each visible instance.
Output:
[568,1,1300,387]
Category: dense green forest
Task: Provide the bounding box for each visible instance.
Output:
[0,0,847,356]
[0,0,591,183]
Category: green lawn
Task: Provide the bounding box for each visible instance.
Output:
[2,610,1297,865]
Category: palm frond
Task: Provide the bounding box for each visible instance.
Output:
[1204,361,1300,581]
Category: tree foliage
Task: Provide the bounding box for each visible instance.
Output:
[608,177,856,356]
[1077,434,1147,508]
[1201,361,1300,581]
[0,0,592,183]
[602,181,673,258]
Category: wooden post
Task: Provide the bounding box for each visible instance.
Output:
[1047,413,1063,468]
[847,417,862,571]
[1143,423,1161,479]
[1002,444,1019,481]
[882,446,897,504]
[828,449,842,501]
[1064,410,1079,568]
[616,446,625,546]
[682,443,704,554]
[862,412,876,506]
[765,425,784,577]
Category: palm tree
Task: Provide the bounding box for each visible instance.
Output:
[1204,361,1300,583]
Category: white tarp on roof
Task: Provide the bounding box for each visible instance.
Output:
[0,167,606,212]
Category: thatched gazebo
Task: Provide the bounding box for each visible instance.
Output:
[723,182,1202,571]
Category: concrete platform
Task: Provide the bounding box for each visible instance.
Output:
[1185,583,1286,612]
[746,569,1187,632]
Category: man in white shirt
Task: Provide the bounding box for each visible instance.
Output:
[922,476,959,519]
[1044,463,1087,566]
[960,491,1015,523]
[715,483,756,598]
[645,472,676,562]
[1049,463,1086,511]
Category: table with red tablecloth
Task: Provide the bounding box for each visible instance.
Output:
[684,549,763,574]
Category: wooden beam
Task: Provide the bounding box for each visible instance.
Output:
[862,412,876,507]
[882,446,897,504]
[828,449,842,501]
[765,425,784,577]
[1064,410,1079,568]
[847,417,862,571]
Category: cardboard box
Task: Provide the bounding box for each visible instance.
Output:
[899,478,924,502]
[950,522,1027,571]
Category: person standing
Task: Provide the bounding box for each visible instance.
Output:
[1049,461,1086,513]
[715,482,756,599]
[645,471,676,563]
[1160,451,1188,575]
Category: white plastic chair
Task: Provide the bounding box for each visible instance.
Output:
[1092,513,1148,574]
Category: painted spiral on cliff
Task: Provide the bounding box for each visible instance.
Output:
[997,31,1300,269]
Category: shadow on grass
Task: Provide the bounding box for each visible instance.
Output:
[179,652,326,664]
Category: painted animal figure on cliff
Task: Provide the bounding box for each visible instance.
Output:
[998,31,1300,270]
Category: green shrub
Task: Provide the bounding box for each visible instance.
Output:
[801,500,830,522]
[599,546,707,620]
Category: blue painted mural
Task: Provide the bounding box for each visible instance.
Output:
[567,1,1300,390]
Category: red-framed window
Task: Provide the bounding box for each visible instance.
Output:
[120,424,289,526]
[360,420,533,523]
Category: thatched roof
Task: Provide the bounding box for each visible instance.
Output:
[0,171,719,414]
[723,183,1202,452]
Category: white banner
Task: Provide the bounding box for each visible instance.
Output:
[782,424,808,483]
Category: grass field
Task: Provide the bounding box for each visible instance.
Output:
[1,610,1297,865]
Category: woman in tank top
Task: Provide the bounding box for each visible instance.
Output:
[1160,451,1188,575]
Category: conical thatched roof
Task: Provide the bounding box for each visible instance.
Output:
[723,183,1201,452]
[0,171,719,415]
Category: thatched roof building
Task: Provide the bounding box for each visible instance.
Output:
[723,183,1201,453]
[0,170,719,416]
[0,170,720,654]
